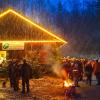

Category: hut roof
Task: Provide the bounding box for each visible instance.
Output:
[0,9,67,44]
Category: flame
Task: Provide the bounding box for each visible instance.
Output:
[64,80,73,87]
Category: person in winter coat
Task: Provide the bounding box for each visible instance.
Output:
[8,60,15,88]
[85,62,93,86]
[20,59,32,93]
[93,60,100,85]
[72,62,80,87]
[13,60,20,91]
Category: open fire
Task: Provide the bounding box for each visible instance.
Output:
[64,80,76,97]
[64,80,73,87]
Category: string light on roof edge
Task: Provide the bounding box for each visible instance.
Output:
[0,40,66,43]
[0,8,67,44]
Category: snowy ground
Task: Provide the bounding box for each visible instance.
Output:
[0,76,100,100]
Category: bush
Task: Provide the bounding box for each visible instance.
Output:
[0,67,8,78]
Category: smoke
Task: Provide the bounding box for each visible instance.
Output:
[52,61,62,77]
[52,61,69,80]
[41,44,68,80]
[41,45,61,75]
[42,44,55,65]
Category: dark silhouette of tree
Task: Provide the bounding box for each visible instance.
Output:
[96,0,100,17]
[56,0,64,34]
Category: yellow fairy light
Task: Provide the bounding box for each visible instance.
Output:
[0,9,11,18]
[0,40,63,43]
[0,9,67,44]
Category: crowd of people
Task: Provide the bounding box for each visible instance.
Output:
[61,58,100,87]
[2,57,100,95]
[8,59,32,93]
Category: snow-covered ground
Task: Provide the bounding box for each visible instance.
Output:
[0,76,100,100]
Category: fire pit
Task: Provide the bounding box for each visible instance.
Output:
[64,80,76,97]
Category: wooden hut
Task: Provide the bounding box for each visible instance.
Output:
[0,9,67,63]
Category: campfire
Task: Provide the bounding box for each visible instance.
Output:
[53,62,76,97]
[64,80,73,87]
[64,79,76,97]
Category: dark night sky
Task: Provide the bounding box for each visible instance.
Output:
[0,0,100,56]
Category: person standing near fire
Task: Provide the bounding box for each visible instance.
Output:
[12,60,20,91]
[20,59,32,93]
[93,60,100,85]
[72,60,82,87]
[84,61,93,86]
[61,59,71,80]
[8,60,15,89]
[14,60,21,91]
